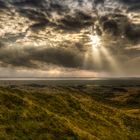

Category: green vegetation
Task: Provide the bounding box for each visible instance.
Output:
[0,85,139,140]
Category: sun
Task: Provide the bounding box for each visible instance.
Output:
[88,34,102,49]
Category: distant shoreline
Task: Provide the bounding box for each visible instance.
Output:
[0,77,140,81]
[0,78,139,86]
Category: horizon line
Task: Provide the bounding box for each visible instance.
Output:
[0,76,139,79]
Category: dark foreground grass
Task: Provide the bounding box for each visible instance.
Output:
[0,85,139,140]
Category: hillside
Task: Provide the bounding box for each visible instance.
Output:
[0,85,140,140]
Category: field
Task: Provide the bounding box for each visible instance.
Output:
[0,79,140,140]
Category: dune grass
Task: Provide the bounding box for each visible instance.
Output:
[0,85,139,140]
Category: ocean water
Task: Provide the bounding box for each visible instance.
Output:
[0,77,140,86]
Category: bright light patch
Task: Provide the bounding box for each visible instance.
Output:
[86,34,102,69]
[84,34,122,73]
[89,35,102,49]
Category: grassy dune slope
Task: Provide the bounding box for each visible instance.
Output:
[0,85,140,140]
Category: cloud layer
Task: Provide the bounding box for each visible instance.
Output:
[0,0,139,77]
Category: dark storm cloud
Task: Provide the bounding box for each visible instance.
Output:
[58,12,94,31]
[0,1,7,9]
[120,0,140,4]
[102,19,119,36]
[10,0,140,36]
[0,47,85,69]
[18,8,49,22]
[28,22,48,32]
[125,24,140,43]
[127,4,140,12]
[0,47,36,68]
[94,0,104,4]
[17,8,94,32]
[30,47,84,68]
[98,13,140,43]
[1,0,139,40]
[0,40,139,75]
[0,0,139,75]
[9,0,44,7]
[2,0,138,33]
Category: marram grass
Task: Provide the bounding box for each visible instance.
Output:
[0,85,139,140]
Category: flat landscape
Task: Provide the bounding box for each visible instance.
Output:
[0,79,140,140]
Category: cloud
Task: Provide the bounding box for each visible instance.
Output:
[0,1,7,9]
[58,12,94,31]
[120,0,140,4]
[125,23,140,42]
[0,0,139,76]
[29,47,84,68]
[0,46,85,69]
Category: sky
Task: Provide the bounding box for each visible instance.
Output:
[0,0,139,77]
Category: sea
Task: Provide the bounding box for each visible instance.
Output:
[0,77,139,86]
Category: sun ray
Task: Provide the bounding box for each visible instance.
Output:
[88,34,102,69]
[86,33,122,73]
[100,47,121,73]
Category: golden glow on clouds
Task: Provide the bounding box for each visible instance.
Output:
[0,0,139,77]
[0,10,32,37]
[0,67,98,77]
[128,12,140,24]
